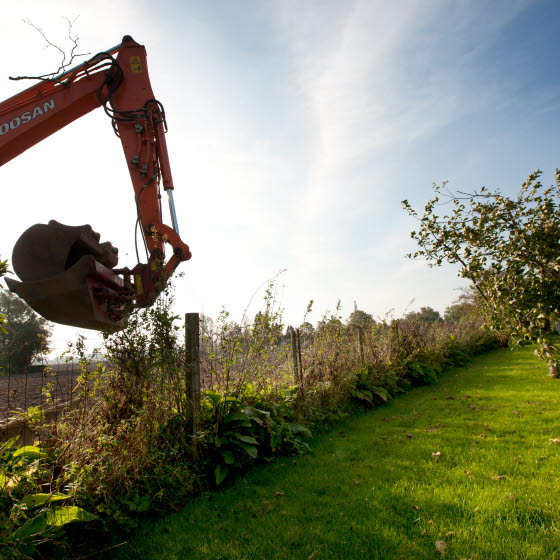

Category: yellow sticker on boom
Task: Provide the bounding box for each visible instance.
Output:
[130,56,143,73]
[135,274,144,295]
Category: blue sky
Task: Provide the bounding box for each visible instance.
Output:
[1,0,560,349]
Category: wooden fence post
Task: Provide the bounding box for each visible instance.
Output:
[391,319,401,364]
[289,326,304,400]
[296,328,304,399]
[290,326,299,385]
[185,313,200,434]
[358,326,365,366]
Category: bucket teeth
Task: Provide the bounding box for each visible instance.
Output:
[12,220,119,282]
[7,222,126,331]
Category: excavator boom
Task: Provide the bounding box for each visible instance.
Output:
[0,36,191,330]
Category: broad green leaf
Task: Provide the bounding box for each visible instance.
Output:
[0,435,20,453]
[12,514,50,540]
[215,463,230,486]
[237,443,258,458]
[244,406,270,419]
[224,412,250,423]
[13,506,96,540]
[137,499,151,513]
[203,391,222,405]
[372,387,392,402]
[219,449,235,465]
[44,506,97,527]
[243,406,261,418]
[13,446,47,462]
[270,433,281,452]
[285,424,312,438]
[17,493,69,510]
[235,434,259,445]
[223,412,251,428]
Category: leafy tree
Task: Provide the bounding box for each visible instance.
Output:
[347,309,375,329]
[444,302,474,324]
[282,321,315,347]
[0,289,51,373]
[444,287,484,324]
[404,306,442,323]
[253,310,283,345]
[402,169,560,376]
[298,321,315,339]
[316,315,343,335]
[315,300,344,336]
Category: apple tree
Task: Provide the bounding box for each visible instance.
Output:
[402,169,560,377]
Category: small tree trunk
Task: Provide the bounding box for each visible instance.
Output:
[548,363,560,378]
[289,327,298,384]
[296,328,304,399]
[185,313,201,434]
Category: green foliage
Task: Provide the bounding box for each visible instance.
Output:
[0,289,51,373]
[0,437,96,559]
[351,368,393,407]
[403,170,560,376]
[405,360,439,385]
[40,288,199,536]
[200,388,311,486]
[202,280,290,399]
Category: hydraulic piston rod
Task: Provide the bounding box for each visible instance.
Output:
[167,189,180,235]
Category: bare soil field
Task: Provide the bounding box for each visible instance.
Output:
[0,370,79,425]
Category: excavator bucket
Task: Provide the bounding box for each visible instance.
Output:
[5,221,127,330]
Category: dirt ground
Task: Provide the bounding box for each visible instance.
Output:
[0,370,79,425]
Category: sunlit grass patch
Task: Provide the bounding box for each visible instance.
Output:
[115,346,560,560]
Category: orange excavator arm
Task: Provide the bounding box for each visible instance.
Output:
[0,36,191,330]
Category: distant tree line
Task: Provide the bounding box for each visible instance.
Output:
[199,288,484,357]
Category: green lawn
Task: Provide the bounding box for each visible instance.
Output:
[114,346,560,559]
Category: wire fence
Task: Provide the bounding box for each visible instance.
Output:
[0,343,105,443]
[0,317,202,445]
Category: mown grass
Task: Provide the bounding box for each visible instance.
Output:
[114,346,560,560]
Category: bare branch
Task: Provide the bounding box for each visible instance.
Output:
[9,16,91,82]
